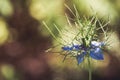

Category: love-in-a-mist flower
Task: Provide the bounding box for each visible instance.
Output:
[62,41,105,64]
[43,4,110,80]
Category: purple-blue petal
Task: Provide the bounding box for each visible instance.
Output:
[91,41,104,48]
[73,44,81,50]
[62,46,73,51]
[76,52,86,64]
[90,48,104,60]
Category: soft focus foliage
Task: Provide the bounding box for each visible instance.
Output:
[0,18,9,45]
[29,0,64,20]
[1,64,16,80]
[0,0,13,17]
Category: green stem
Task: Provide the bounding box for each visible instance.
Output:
[88,56,92,80]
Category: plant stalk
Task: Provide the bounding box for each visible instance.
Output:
[88,56,92,80]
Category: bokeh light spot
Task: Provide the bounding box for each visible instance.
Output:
[0,18,9,45]
[1,64,15,79]
[0,0,13,17]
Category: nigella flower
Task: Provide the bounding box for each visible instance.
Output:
[43,6,110,80]
[62,41,105,64]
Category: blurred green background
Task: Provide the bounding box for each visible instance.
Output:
[0,0,120,80]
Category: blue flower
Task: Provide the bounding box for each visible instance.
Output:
[62,41,104,64]
[77,41,104,64]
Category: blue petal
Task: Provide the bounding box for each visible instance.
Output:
[90,48,104,60]
[76,52,86,64]
[62,46,73,51]
[91,41,104,48]
[73,44,81,50]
